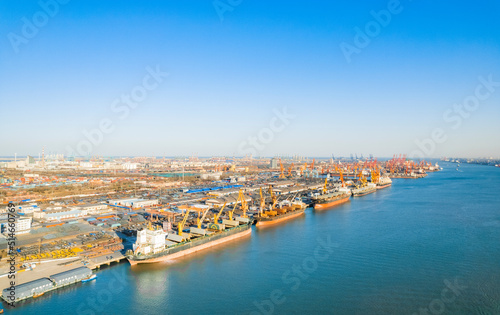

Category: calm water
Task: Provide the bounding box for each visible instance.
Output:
[5,162,500,314]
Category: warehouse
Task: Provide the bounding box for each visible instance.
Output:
[108,198,158,208]
[50,267,92,286]
[2,278,53,302]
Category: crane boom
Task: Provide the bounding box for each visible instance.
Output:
[178,210,191,236]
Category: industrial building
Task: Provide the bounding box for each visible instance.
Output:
[0,215,32,235]
[108,198,158,208]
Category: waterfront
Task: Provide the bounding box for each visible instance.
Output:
[4,162,500,314]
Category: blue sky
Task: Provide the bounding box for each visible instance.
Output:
[1,0,499,158]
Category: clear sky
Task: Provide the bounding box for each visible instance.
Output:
[1,0,499,158]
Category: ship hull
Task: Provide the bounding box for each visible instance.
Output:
[376,183,392,189]
[127,224,251,265]
[314,195,350,210]
[255,209,305,227]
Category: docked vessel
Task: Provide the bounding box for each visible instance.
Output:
[351,182,377,197]
[127,222,252,265]
[127,190,254,265]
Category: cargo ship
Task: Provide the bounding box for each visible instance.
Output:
[376,175,392,189]
[255,198,306,227]
[351,182,377,197]
[127,222,252,265]
[312,187,351,210]
[1,267,93,303]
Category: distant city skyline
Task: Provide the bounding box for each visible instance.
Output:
[1,1,499,158]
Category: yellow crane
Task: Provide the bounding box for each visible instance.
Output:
[228,199,238,221]
[228,189,248,220]
[213,202,227,223]
[323,178,328,194]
